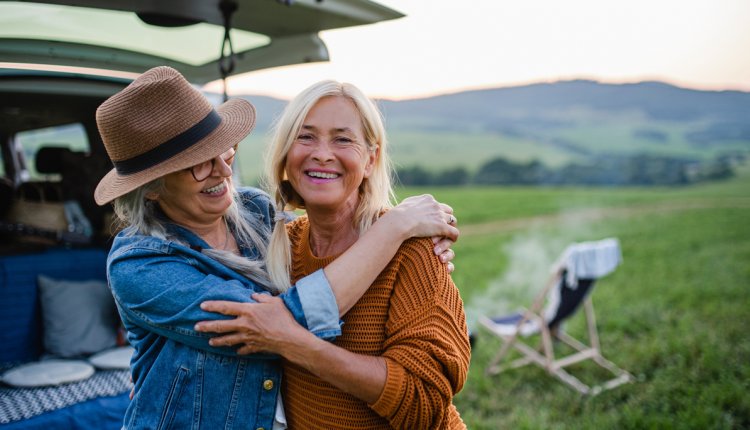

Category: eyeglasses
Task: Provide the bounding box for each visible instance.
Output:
[188,144,238,182]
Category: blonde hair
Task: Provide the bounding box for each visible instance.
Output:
[113,178,278,293]
[263,80,396,289]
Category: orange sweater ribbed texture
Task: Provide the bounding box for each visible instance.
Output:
[282,216,471,429]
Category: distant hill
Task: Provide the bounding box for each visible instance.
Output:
[379,80,750,123]
[224,80,750,179]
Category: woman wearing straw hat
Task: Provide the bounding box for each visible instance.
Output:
[95,67,459,430]
[196,80,469,429]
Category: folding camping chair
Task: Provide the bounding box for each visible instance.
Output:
[479,238,633,395]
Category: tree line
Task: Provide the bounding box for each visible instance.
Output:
[395,154,739,187]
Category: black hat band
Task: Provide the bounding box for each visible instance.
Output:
[112,109,222,175]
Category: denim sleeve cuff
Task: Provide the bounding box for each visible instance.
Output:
[295,269,342,340]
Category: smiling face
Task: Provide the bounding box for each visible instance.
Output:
[285,96,377,214]
[147,145,237,227]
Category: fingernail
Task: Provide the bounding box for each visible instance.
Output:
[194,323,202,331]
[434,246,442,255]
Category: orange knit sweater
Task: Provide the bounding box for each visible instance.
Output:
[282,216,471,429]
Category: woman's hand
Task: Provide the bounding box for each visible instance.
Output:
[433,236,457,273]
[385,194,459,272]
[195,293,309,355]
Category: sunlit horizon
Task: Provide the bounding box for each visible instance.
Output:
[205,0,750,100]
[205,71,750,102]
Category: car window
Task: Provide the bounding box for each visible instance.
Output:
[16,123,89,181]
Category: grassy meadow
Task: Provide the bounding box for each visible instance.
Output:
[395,166,750,429]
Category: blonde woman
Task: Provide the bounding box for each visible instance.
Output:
[199,81,470,429]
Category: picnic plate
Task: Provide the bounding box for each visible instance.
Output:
[1,359,95,387]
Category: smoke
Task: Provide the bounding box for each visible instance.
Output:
[465,208,608,329]
[464,233,560,329]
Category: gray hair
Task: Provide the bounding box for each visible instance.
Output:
[112,178,280,293]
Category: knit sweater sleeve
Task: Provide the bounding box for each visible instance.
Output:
[369,237,471,429]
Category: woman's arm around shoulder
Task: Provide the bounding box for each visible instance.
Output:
[322,195,459,315]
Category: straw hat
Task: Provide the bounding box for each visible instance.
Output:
[94,66,256,205]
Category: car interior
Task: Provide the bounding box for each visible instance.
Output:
[0,71,129,250]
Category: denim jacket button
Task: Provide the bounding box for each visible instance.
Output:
[263,379,274,390]
[256,427,264,430]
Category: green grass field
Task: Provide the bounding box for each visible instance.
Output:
[396,166,750,429]
[236,126,747,187]
[387,130,575,170]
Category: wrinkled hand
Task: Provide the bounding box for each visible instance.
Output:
[195,293,308,355]
[388,194,459,272]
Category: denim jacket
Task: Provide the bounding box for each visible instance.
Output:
[108,188,341,430]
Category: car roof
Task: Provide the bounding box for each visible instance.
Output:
[0,0,403,84]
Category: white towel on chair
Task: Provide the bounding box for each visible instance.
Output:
[556,238,622,288]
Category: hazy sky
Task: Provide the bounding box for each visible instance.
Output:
[205,0,750,100]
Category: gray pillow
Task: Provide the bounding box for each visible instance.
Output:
[37,275,118,358]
